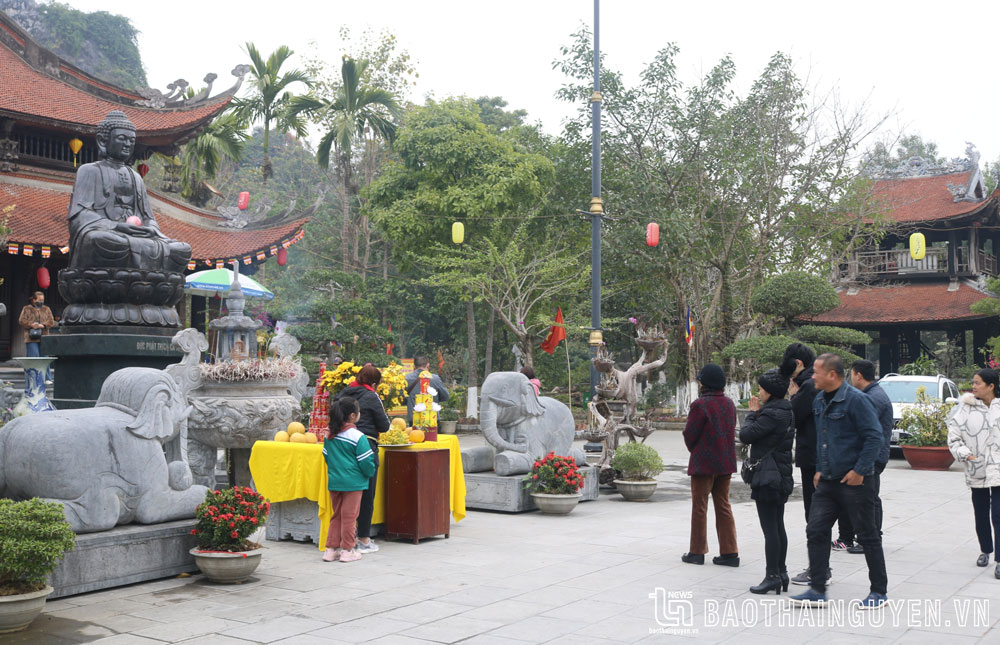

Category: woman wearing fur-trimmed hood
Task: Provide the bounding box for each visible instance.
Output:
[947,369,1000,576]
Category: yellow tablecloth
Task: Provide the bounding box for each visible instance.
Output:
[249,434,466,550]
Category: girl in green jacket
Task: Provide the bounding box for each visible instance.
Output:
[322,396,377,562]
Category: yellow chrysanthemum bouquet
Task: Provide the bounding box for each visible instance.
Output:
[319,361,408,409]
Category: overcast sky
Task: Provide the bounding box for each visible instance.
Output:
[62,0,1000,164]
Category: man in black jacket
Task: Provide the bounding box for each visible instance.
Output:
[783,343,840,586]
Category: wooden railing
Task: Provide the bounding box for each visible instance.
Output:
[843,246,997,279]
[848,247,948,277]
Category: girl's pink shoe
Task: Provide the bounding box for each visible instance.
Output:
[322,548,339,562]
[339,549,362,562]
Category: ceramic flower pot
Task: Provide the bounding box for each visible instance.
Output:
[614,479,658,501]
[439,420,457,434]
[0,585,53,634]
[190,547,263,584]
[530,492,582,515]
[901,445,955,471]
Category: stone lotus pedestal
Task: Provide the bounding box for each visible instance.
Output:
[11,357,56,416]
[57,267,186,327]
[187,380,298,489]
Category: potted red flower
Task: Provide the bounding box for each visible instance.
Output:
[190,487,270,583]
[523,452,585,515]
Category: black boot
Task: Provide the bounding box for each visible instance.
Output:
[778,568,789,592]
[712,553,740,567]
[750,574,783,595]
[681,552,705,565]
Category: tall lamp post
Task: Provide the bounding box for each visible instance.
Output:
[587,0,603,398]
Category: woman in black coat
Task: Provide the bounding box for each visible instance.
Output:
[739,368,795,595]
[340,364,391,553]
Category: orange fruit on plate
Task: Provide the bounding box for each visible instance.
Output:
[289,432,310,443]
[408,429,425,444]
[273,430,290,442]
[287,421,306,435]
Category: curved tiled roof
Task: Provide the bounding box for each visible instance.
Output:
[1,174,309,263]
[871,172,991,223]
[805,283,991,325]
[0,13,237,147]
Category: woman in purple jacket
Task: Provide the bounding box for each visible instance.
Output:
[681,364,739,566]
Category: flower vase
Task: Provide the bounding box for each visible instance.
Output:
[12,357,56,417]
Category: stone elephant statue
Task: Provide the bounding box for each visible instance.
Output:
[466,371,587,476]
[0,367,208,533]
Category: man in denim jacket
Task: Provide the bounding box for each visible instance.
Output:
[790,353,887,609]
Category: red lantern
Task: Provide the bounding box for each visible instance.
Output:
[36,266,50,289]
[238,191,250,210]
[136,163,149,178]
[646,222,659,247]
[277,248,287,266]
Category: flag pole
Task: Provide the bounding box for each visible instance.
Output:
[565,328,573,418]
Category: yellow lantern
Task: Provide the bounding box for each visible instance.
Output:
[68,138,83,167]
[452,221,464,244]
[909,232,926,261]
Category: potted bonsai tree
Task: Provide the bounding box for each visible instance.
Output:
[898,387,955,471]
[190,486,270,584]
[0,498,76,634]
[523,452,586,515]
[611,442,665,501]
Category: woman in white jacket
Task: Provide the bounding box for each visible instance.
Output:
[947,368,1000,577]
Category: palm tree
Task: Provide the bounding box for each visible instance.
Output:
[231,42,312,185]
[178,110,249,206]
[290,57,401,272]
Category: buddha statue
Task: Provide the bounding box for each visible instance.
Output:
[67,110,191,272]
[57,110,190,326]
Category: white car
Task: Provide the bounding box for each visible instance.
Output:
[877,373,960,450]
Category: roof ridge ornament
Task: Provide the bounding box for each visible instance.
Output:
[864,142,980,180]
[135,65,251,109]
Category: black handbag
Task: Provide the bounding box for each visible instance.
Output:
[28,327,43,341]
[741,447,775,485]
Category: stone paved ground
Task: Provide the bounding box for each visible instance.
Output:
[11,431,1000,644]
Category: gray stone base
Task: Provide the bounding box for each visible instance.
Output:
[465,466,599,512]
[49,520,198,599]
[42,327,182,409]
[265,498,382,543]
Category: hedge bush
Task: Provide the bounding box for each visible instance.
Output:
[0,498,76,595]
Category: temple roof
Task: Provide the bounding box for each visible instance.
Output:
[804,282,992,326]
[869,169,992,225]
[1,172,309,264]
[0,12,245,150]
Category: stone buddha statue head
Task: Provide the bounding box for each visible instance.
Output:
[95,110,137,164]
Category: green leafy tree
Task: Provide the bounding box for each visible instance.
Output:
[291,57,402,273]
[554,30,887,382]
[368,98,575,385]
[231,43,312,185]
